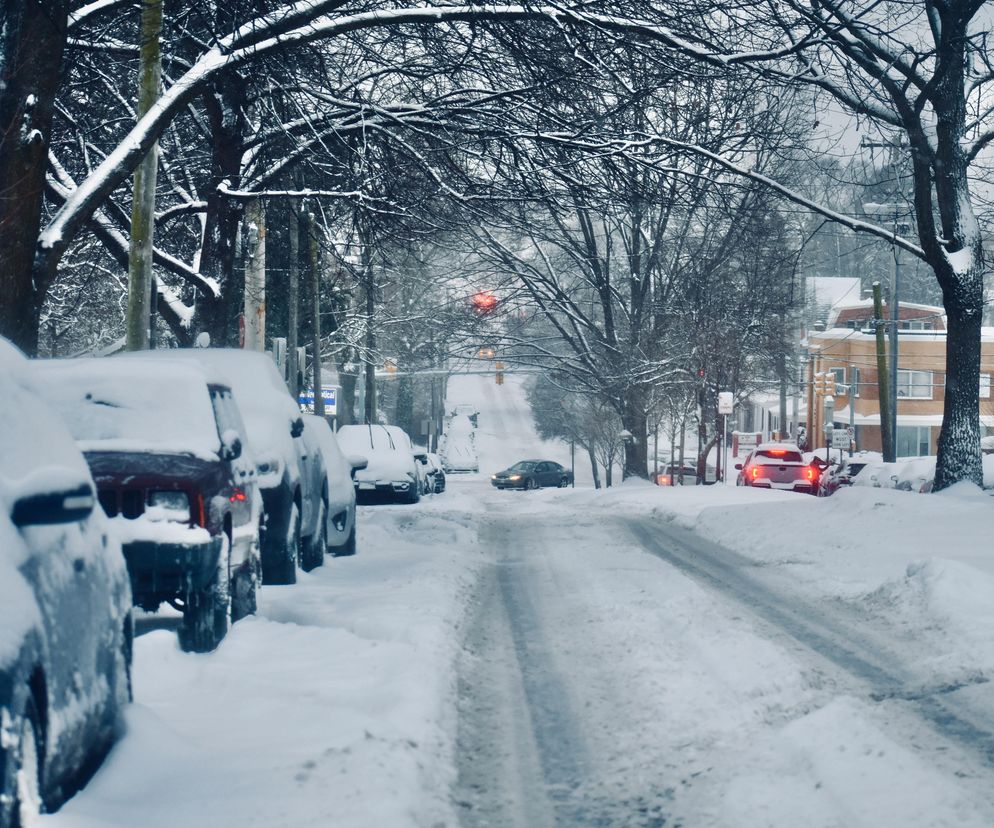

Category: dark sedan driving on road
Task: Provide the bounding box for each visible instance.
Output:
[491,460,572,490]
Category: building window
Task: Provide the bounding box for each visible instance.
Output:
[896,426,931,458]
[982,374,991,400]
[896,369,932,399]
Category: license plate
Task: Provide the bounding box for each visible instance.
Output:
[358,482,375,491]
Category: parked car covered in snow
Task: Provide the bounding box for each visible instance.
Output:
[0,341,133,824]
[440,413,479,473]
[425,452,446,493]
[32,357,262,652]
[302,415,366,556]
[126,349,323,585]
[735,442,820,494]
[816,453,878,496]
[337,424,424,504]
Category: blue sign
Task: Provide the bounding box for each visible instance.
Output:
[299,387,337,414]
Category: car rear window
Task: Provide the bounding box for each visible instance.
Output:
[755,449,803,463]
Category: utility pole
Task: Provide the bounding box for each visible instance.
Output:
[362,239,376,424]
[287,209,300,398]
[125,0,162,351]
[307,211,324,417]
[889,226,901,460]
[242,198,266,351]
[873,282,894,460]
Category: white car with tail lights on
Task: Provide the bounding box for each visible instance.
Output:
[735,443,820,494]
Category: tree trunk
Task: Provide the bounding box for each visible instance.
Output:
[935,267,984,489]
[0,0,71,353]
[125,0,163,352]
[586,445,601,489]
[287,210,300,397]
[338,367,358,426]
[395,374,414,434]
[193,75,247,345]
[621,391,648,479]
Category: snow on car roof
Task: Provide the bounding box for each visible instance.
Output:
[117,348,301,464]
[31,357,222,459]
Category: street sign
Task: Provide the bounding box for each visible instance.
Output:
[832,428,850,449]
[717,391,734,415]
[299,387,337,415]
[846,425,855,439]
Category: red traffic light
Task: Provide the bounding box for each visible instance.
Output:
[471,291,498,315]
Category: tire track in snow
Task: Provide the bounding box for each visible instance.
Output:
[625,516,994,767]
[456,517,653,827]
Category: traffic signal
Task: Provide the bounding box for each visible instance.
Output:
[471,290,498,315]
[813,372,824,396]
[495,361,504,385]
[824,372,836,396]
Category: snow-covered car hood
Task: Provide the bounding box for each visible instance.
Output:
[352,448,416,483]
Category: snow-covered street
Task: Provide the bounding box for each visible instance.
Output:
[42,374,994,827]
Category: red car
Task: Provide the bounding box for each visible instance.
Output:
[735,443,820,494]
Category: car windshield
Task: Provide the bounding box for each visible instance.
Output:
[510,461,537,471]
[32,359,221,458]
[754,449,803,463]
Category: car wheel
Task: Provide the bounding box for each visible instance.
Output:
[402,483,421,504]
[558,477,569,488]
[334,522,357,557]
[2,692,44,828]
[525,477,538,491]
[302,500,326,572]
[230,554,260,623]
[266,504,300,585]
[179,544,230,653]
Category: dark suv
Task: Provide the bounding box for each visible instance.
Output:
[33,358,262,652]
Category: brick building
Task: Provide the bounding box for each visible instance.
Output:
[806,301,994,456]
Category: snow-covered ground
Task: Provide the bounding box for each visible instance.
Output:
[45,371,994,827]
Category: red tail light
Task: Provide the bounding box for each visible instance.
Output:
[804,467,816,481]
[194,493,206,527]
[657,474,671,485]
[229,488,247,503]
[750,466,762,479]
[768,449,786,456]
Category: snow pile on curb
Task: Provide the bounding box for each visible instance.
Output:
[45,493,485,828]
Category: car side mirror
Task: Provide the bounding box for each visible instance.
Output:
[12,483,95,527]
[734,463,743,470]
[220,429,242,461]
[413,451,428,463]
[347,454,368,481]
[290,417,305,438]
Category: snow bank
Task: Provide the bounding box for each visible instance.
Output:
[45,496,484,828]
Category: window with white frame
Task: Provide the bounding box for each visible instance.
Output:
[982,374,991,399]
[896,369,932,399]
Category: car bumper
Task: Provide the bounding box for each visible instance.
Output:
[491,479,526,489]
[749,481,816,493]
[123,535,223,608]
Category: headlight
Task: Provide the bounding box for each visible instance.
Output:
[509,474,522,481]
[256,455,285,487]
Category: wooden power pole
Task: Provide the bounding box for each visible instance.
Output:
[873,281,894,461]
[307,212,324,417]
[287,209,300,397]
[125,0,162,351]
[243,198,266,351]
